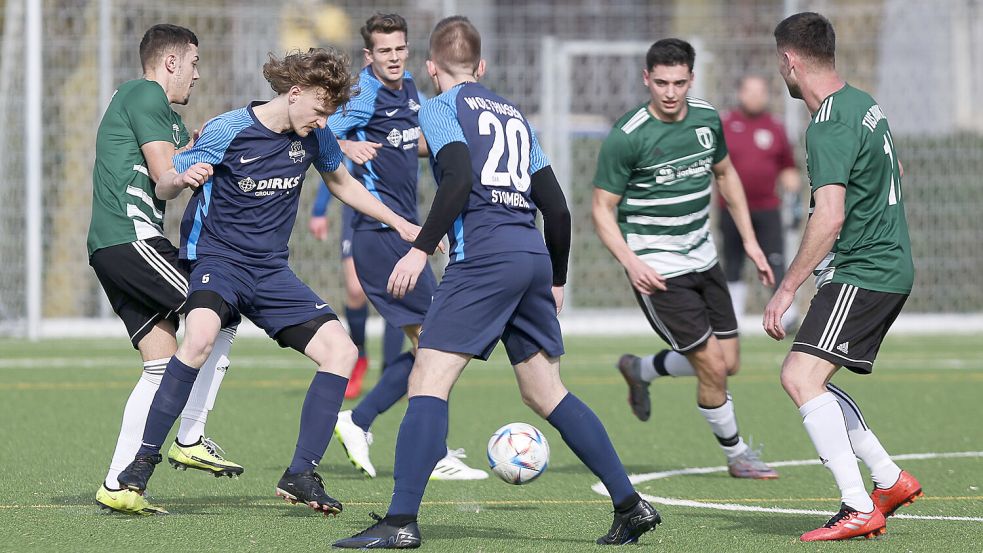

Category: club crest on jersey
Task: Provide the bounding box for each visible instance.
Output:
[408,98,421,112]
[288,141,306,163]
[172,124,181,146]
[387,128,403,148]
[238,176,257,192]
[754,128,774,150]
[695,127,714,150]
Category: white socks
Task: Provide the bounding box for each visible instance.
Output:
[799,392,875,512]
[105,358,166,489]
[698,397,748,460]
[640,350,696,381]
[827,383,901,489]
[177,326,235,445]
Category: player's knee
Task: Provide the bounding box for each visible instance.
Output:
[177,333,216,369]
[779,361,812,402]
[345,284,366,308]
[726,363,740,377]
[316,332,359,377]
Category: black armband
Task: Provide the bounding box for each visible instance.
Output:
[412,142,473,254]
[530,166,571,286]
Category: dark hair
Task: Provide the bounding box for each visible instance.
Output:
[263,48,356,109]
[139,24,198,71]
[774,12,836,67]
[360,13,408,50]
[428,16,481,73]
[645,38,695,72]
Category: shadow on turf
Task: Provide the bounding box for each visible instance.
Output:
[694,511,814,536]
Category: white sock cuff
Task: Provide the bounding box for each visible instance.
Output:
[798,392,838,418]
[143,358,168,370]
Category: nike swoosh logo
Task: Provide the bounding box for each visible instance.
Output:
[315,303,328,309]
[240,155,262,164]
[385,109,398,116]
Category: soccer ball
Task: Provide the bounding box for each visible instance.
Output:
[487,422,550,484]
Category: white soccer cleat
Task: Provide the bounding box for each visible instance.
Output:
[430,448,489,481]
[333,410,376,478]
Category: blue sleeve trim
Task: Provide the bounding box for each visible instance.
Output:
[529,124,550,174]
[328,69,379,137]
[173,108,252,173]
[314,127,344,173]
[419,88,466,157]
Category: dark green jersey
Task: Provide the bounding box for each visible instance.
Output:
[594,98,728,277]
[86,79,190,256]
[805,84,914,294]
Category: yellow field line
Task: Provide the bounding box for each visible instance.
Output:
[1,496,978,511]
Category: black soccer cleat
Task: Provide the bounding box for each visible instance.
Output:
[275,468,343,516]
[597,498,662,545]
[117,453,163,493]
[333,513,422,549]
[617,354,651,421]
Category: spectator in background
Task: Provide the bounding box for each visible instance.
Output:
[719,75,802,325]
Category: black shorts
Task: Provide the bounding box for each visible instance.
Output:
[791,282,907,374]
[720,208,786,285]
[632,264,738,353]
[89,237,190,349]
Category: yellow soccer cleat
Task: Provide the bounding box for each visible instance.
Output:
[167,437,244,478]
[95,484,168,515]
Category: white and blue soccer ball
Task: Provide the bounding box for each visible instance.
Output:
[487,422,550,485]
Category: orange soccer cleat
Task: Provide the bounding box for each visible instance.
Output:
[871,470,923,517]
[345,356,369,400]
[800,504,886,542]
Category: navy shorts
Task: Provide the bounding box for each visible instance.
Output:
[351,228,436,328]
[188,256,335,339]
[419,252,564,365]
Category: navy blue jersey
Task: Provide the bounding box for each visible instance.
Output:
[175,102,343,266]
[420,82,549,262]
[328,66,423,230]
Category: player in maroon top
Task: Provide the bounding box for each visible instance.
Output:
[719,75,802,324]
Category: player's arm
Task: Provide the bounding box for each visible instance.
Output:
[417,134,429,158]
[592,188,666,294]
[320,163,417,241]
[763,184,844,339]
[144,141,212,200]
[530,167,571,287]
[308,185,332,241]
[338,139,382,165]
[713,155,775,287]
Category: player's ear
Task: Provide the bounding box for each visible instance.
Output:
[475,59,487,80]
[426,60,438,80]
[287,85,302,104]
[165,53,178,74]
[641,68,649,87]
[362,48,372,65]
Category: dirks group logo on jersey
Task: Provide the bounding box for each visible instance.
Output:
[238,175,302,196]
[288,141,306,163]
[695,127,714,150]
[387,126,422,149]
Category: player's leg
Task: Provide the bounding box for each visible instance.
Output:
[825,383,921,516]
[273,315,357,515]
[383,320,405,367]
[783,283,909,540]
[342,256,370,399]
[335,348,469,548]
[719,208,748,317]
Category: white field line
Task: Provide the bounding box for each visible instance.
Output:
[591,451,983,523]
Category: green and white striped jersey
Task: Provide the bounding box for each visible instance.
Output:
[594,98,728,277]
[87,79,190,256]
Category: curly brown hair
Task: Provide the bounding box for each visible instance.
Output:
[262,47,356,110]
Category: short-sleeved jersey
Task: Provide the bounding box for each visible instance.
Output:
[420,82,549,263]
[175,102,343,267]
[594,98,728,278]
[721,109,796,211]
[326,66,422,229]
[805,84,913,294]
[87,79,190,256]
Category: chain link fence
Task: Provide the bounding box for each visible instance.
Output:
[1,0,981,336]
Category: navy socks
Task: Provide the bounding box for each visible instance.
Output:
[288,371,348,473]
[137,357,199,457]
[387,396,448,517]
[351,351,414,432]
[345,305,369,356]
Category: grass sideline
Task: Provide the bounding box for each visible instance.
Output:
[1,334,981,552]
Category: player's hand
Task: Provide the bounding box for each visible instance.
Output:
[744,241,776,287]
[341,141,383,165]
[308,215,329,241]
[552,286,565,315]
[394,221,446,254]
[180,162,213,189]
[625,256,667,295]
[388,248,428,299]
[763,287,795,340]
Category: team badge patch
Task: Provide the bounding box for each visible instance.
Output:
[238,176,257,192]
[288,141,306,163]
[695,127,714,150]
[387,128,403,148]
[408,98,421,112]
